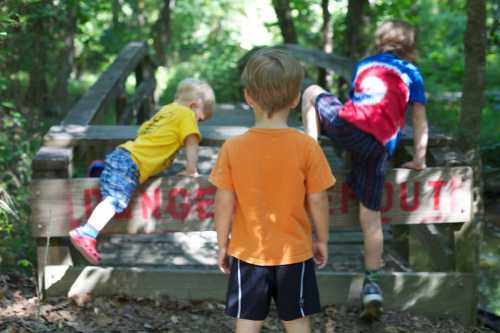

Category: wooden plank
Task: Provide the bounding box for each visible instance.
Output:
[279,44,356,82]
[43,124,251,148]
[62,41,148,126]
[429,146,470,166]
[43,124,452,150]
[97,235,363,267]
[43,265,476,324]
[401,125,454,147]
[31,167,473,237]
[409,224,456,271]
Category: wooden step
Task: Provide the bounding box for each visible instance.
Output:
[42,265,476,325]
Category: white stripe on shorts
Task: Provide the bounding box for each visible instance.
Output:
[299,261,305,317]
[237,259,242,318]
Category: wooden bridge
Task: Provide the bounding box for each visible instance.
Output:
[30,41,480,325]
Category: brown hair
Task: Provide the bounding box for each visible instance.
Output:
[241,48,304,117]
[375,20,417,62]
[175,78,216,117]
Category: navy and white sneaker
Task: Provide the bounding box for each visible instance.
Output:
[360,280,383,321]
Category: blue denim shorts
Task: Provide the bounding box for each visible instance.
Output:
[100,148,140,213]
[315,93,389,211]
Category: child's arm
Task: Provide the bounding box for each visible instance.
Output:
[302,85,328,141]
[178,134,200,176]
[214,188,235,274]
[402,103,428,170]
[307,191,330,269]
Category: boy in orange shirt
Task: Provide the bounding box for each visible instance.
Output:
[69,78,215,265]
[209,48,335,333]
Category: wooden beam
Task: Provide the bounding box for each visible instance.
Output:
[43,265,476,325]
[43,125,251,148]
[31,167,473,237]
[279,44,356,82]
[43,124,451,150]
[62,41,149,126]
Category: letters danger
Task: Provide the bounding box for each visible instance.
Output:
[73,178,463,223]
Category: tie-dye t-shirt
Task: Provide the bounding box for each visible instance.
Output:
[339,52,426,154]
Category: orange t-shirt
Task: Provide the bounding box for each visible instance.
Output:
[209,128,336,266]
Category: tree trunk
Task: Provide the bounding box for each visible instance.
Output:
[345,0,368,60]
[25,17,49,113]
[459,0,486,150]
[272,0,298,44]
[337,0,368,98]
[53,1,78,116]
[131,0,146,28]
[317,0,332,88]
[152,0,173,65]
[112,0,120,28]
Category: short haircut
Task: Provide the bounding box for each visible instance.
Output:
[175,78,216,116]
[241,48,304,117]
[375,20,417,62]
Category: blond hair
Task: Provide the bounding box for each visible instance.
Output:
[175,78,216,117]
[241,48,304,117]
[375,20,417,62]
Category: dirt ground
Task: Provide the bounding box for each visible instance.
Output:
[0,272,495,333]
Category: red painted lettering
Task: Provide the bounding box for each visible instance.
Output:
[400,181,420,212]
[381,182,393,213]
[341,183,357,214]
[194,187,216,220]
[84,188,101,219]
[166,187,191,221]
[428,180,447,210]
[115,206,132,219]
[141,188,162,219]
[68,191,82,228]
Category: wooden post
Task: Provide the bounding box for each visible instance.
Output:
[31,146,74,297]
[115,86,128,124]
[135,57,156,124]
[453,150,481,324]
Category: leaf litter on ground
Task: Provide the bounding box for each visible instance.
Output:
[0,272,496,333]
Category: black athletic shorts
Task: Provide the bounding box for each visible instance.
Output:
[225,258,321,321]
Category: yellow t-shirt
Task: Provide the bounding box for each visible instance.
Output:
[209,128,336,266]
[120,103,200,183]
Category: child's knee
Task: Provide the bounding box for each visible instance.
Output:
[302,85,325,107]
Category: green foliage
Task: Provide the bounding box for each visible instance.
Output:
[159,0,248,103]
[0,109,41,269]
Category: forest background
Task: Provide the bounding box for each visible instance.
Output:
[0,0,498,270]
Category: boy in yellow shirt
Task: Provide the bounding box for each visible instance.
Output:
[69,78,215,265]
[210,49,335,333]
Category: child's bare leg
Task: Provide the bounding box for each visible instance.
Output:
[235,319,263,333]
[282,317,311,333]
[69,197,116,264]
[301,85,326,141]
[359,203,384,320]
[359,203,383,270]
[86,196,116,232]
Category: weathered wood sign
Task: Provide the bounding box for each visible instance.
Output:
[31,167,472,237]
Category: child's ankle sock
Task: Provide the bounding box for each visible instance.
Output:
[76,224,98,239]
[364,269,381,284]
